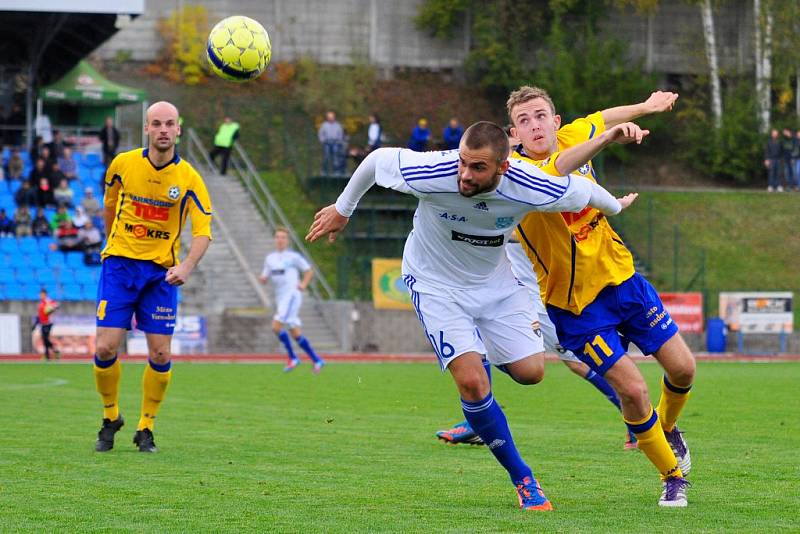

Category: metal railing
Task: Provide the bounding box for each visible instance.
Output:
[184,127,334,302]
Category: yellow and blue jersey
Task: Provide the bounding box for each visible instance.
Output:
[515,112,635,315]
[102,148,212,269]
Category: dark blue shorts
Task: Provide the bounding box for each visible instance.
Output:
[547,273,679,375]
[96,256,178,335]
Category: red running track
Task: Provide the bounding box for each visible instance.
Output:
[1,352,799,363]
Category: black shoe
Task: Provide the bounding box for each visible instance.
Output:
[133,428,158,453]
[95,415,125,452]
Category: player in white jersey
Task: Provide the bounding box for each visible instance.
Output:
[259,227,325,373]
[307,121,645,511]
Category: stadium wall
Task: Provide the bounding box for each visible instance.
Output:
[94,0,753,75]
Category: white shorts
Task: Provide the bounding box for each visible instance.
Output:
[404,273,545,371]
[506,242,580,363]
[274,290,303,328]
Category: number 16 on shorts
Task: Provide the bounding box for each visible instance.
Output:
[428,330,455,365]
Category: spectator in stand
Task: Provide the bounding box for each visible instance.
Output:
[793,129,800,192]
[407,118,431,152]
[318,111,345,176]
[50,205,71,231]
[53,178,74,208]
[0,208,15,237]
[81,187,101,218]
[51,130,68,159]
[780,128,795,190]
[366,113,382,153]
[49,161,67,188]
[442,117,464,150]
[58,147,78,181]
[7,149,24,182]
[28,157,48,187]
[99,116,120,167]
[6,104,24,146]
[78,219,103,255]
[35,177,55,208]
[53,219,81,252]
[13,205,32,237]
[14,181,36,207]
[35,113,53,146]
[209,116,240,175]
[30,135,44,163]
[764,129,783,192]
[72,206,89,229]
[31,207,51,237]
[40,146,55,176]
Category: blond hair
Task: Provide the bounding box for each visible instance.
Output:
[506,86,556,121]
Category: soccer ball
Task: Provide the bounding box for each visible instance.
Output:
[207,16,271,82]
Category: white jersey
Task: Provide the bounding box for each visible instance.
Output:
[373,148,598,290]
[261,249,311,302]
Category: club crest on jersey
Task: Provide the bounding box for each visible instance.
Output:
[495,217,514,229]
[168,186,180,200]
[578,163,591,175]
[531,321,542,337]
[473,201,489,211]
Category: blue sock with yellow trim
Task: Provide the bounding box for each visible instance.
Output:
[625,406,682,479]
[584,369,622,410]
[657,375,692,433]
[462,392,532,483]
[277,330,298,361]
[295,335,322,364]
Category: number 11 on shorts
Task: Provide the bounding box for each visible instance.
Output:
[584,334,613,366]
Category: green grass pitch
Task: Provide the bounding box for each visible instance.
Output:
[1,361,797,532]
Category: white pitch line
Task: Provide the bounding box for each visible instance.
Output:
[1,378,69,390]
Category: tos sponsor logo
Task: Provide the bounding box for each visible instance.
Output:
[124,223,171,240]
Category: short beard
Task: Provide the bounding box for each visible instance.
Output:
[459,170,502,197]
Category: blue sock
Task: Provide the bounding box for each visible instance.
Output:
[482,357,492,385]
[296,335,322,363]
[461,392,532,484]
[94,354,117,368]
[277,331,298,361]
[584,369,622,411]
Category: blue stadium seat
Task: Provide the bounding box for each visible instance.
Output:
[37,238,54,252]
[18,238,39,253]
[0,239,18,253]
[80,283,96,301]
[61,283,82,301]
[0,268,15,280]
[3,284,23,299]
[19,151,30,166]
[15,268,36,284]
[35,268,57,285]
[20,283,40,300]
[82,153,102,168]
[22,253,48,269]
[47,252,66,268]
[65,253,85,268]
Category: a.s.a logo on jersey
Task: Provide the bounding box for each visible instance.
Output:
[578,163,591,175]
[168,186,180,200]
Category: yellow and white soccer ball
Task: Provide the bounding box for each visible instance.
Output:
[207,16,271,82]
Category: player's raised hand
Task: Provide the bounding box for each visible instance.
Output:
[617,193,639,211]
[306,204,350,243]
[609,122,649,145]
[643,90,679,114]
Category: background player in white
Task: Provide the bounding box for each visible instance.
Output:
[307,121,643,511]
[259,226,325,373]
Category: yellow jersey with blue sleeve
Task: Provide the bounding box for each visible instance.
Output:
[515,112,635,315]
[101,148,212,269]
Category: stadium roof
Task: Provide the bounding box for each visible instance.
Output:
[0,2,143,84]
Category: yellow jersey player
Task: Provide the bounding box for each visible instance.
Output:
[508,86,695,507]
[93,101,212,453]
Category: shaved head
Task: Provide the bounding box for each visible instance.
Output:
[144,100,181,156]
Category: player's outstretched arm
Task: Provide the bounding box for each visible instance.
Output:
[554,122,649,176]
[601,90,679,128]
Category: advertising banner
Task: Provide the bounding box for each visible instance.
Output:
[660,292,704,333]
[128,315,208,355]
[371,258,412,311]
[31,314,96,354]
[719,292,793,333]
[0,314,21,354]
